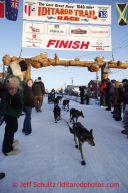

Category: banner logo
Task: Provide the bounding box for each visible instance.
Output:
[24,3,36,16]
[71,28,87,34]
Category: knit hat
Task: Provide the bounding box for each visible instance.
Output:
[6,77,22,90]
[19,60,28,71]
[111,79,116,83]
[38,77,41,80]
[122,79,128,83]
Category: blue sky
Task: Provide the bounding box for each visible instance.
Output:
[0,0,128,91]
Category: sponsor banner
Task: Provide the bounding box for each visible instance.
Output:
[23,0,111,25]
[22,22,112,51]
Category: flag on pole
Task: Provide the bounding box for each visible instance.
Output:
[0,0,4,18]
[5,0,19,21]
[116,3,128,25]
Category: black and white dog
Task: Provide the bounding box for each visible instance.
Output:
[70,108,84,123]
[62,99,70,111]
[56,96,62,105]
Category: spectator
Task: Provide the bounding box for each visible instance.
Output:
[79,86,85,104]
[33,77,45,112]
[122,79,128,86]
[22,79,35,135]
[50,89,55,99]
[104,78,113,111]
[84,94,90,105]
[110,79,116,114]
[4,60,28,116]
[122,83,128,134]
[5,60,28,97]
[113,81,123,121]
[1,78,23,156]
[99,79,106,107]
[122,79,128,113]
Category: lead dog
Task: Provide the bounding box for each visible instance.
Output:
[69,122,95,165]
[62,99,69,111]
[70,108,84,123]
[53,104,61,123]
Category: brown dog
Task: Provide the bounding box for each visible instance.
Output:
[53,104,61,123]
[70,108,84,123]
[69,122,95,165]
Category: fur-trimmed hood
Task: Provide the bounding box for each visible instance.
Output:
[8,61,25,81]
[34,79,42,83]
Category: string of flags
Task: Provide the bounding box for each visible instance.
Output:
[0,0,19,21]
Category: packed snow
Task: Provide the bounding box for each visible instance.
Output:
[0,96,127,193]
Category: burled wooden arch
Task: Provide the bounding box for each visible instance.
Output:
[2,53,128,80]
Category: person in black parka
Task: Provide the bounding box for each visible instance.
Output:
[79,86,85,104]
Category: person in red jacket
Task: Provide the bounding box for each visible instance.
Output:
[99,79,107,107]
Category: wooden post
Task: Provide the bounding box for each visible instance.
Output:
[101,67,108,81]
[25,59,31,80]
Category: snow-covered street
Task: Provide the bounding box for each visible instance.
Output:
[0,97,127,193]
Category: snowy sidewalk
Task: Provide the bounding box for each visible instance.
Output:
[0,97,127,193]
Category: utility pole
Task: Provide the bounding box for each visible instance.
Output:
[64,82,66,93]
[70,77,74,95]
[64,82,66,89]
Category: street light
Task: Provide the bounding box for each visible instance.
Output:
[64,82,66,93]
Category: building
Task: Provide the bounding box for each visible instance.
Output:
[88,80,101,98]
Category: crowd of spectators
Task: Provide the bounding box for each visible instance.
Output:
[99,78,128,136]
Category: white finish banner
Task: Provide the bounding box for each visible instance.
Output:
[23,0,111,25]
[22,22,112,51]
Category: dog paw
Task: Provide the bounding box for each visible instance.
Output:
[75,145,78,148]
[81,160,86,165]
[55,121,57,123]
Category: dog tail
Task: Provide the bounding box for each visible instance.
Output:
[69,126,74,134]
